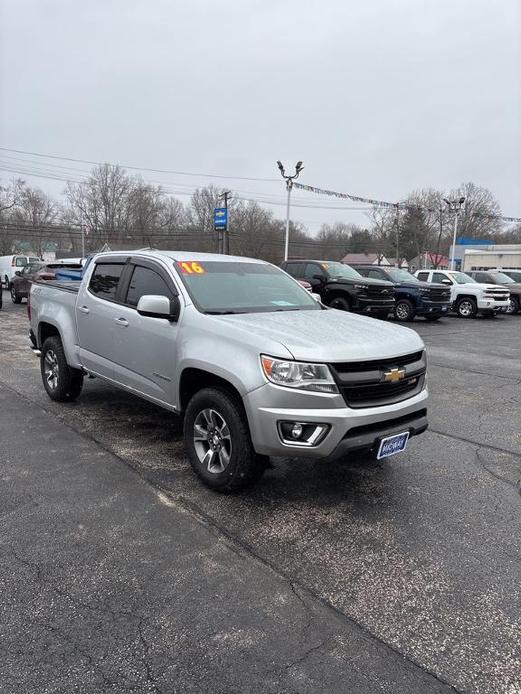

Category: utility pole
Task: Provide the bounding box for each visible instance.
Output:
[220,191,231,255]
[395,204,400,267]
[276,161,304,261]
[80,210,85,259]
[444,197,466,270]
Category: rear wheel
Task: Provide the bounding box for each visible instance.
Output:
[394,299,415,322]
[41,336,84,402]
[184,387,266,492]
[10,285,22,304]
[456,297,477,318]
[329,296,350,311]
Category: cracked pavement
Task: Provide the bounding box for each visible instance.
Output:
[0,291,520,693]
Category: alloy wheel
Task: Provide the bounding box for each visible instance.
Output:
[193,408,232,474]
[458,300,473,317]
[44,350,59,390]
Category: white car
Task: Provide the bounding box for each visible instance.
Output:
[414,269,510,318]
[0,254,40,289]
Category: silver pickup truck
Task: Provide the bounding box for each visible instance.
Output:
[30,251,428,491]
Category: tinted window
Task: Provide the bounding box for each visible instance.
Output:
[304,263,325,280]
[417,272,429,281]
[433,272,450,284]
[284,262,305,278]
[15,257,27,267]
[367,269,384,280]
[474,272,491,283]
[89,263,124,300]
[126,266,173,307]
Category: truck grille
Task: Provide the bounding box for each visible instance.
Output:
[365,286,393,298]
[485,290,509,300]
[428,288,451,302]
[329,351,426,409]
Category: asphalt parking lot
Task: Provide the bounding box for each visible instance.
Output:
[1,289,520,694]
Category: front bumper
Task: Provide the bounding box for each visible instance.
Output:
[476,298,510,310]
[244,382,428,458]
[354,297,396,313]
[416,299,451,316]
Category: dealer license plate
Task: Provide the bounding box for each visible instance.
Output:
[377,431,410,460]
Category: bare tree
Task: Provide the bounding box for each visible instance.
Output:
[65,164,132,247]
[449,182,502,238]
[11,182,57,257]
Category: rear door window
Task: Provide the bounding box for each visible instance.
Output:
[367,269,384,280]
[15,257,28,267]
[417,272,429,281]
[125,265,173,307]
[304,263,325,280]
[89,263,125,301]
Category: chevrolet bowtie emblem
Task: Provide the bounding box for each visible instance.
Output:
[383,367,406,383]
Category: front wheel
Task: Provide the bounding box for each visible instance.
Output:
[184,387,266,492]
[41,336,84,402]
[394,299,415,322]
[506,296,520,314]
[10,285,22,304]
[456,297,477,319]
[329,296,350,311]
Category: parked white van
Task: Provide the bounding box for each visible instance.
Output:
[0,255,40,288]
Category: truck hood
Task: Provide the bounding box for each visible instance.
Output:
[217,309,424,362]
[328,277,395,288]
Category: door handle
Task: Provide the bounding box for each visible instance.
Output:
[78,306,90,314]
[115,317,129,327]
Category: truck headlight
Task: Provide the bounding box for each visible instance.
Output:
[353,284,369,290]
[261,356,339,394]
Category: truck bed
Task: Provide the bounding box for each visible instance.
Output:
[33,280,80,294]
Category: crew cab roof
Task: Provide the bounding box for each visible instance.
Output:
[92,250,267,264]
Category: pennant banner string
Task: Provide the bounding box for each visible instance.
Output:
[293,182,521,222]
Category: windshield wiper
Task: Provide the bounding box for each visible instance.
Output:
[204,309,247,315]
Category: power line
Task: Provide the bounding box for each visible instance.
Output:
[0,146,279,182]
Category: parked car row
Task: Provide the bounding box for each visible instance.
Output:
[281,259,517,320]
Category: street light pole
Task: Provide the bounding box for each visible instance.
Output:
[444,197,466,270]
[277,161,304,261]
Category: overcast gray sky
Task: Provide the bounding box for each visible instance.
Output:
[1,0,520,233]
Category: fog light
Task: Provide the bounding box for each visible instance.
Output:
[291,423,303,439]
[278,421,330,447]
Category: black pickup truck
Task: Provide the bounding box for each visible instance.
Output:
[352,265,452,321]
[280,259,395,319]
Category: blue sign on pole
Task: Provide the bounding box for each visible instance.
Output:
[214,207,228,231]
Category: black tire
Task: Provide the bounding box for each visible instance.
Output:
[183,387,266,492]
[328,296,350,311]
[455,297,477,319]
[10,285,22,304]
[40,336,84,402]
[507,296,520,314]
[394,299,415,322]
[424,315,441,322]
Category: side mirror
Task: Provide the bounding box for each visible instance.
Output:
[137,294,180,322]
[441,279,452,285]
[15,271,21,277]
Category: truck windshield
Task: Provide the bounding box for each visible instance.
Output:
[492,272,514,284]
[175,261,321,314]
[449,272,477,284]
[388,268,418,283]
[324,262,363,280]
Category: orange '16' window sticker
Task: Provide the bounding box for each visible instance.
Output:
[178,261,206,274]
